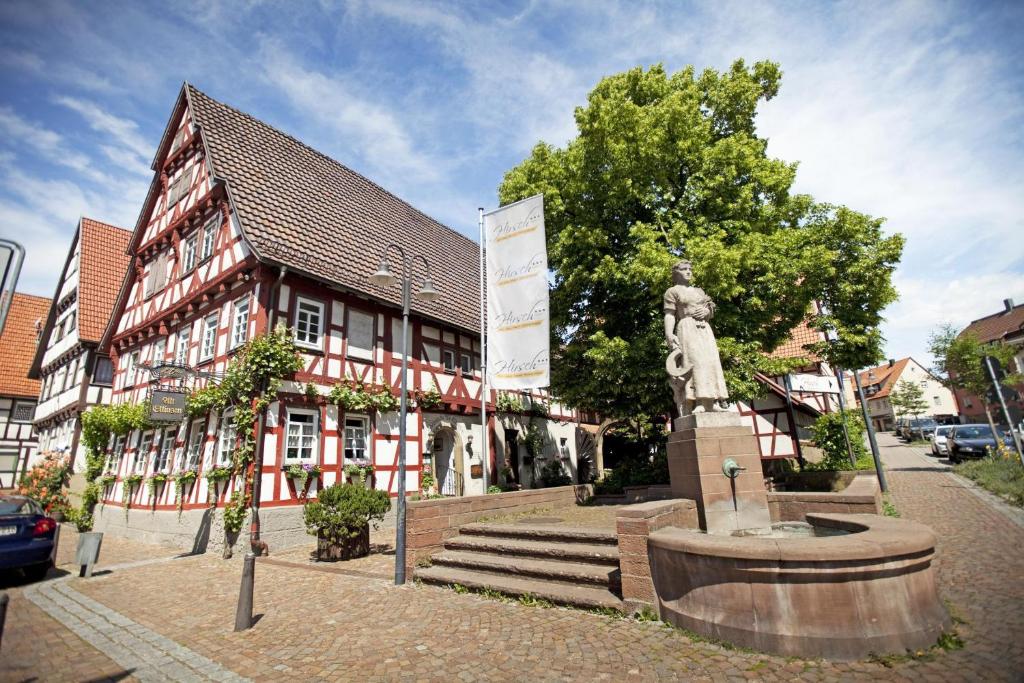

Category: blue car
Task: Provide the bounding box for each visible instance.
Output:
[0,495,59,582]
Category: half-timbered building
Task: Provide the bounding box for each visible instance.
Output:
[93,84,590,551]
[28,218,131,489]
[0,292,50,487]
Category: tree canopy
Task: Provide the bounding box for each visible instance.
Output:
[928,324,1022,418]
[888,380,929,419]
[498,61,904,419]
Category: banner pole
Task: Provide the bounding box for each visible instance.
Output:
[478,207,489,494]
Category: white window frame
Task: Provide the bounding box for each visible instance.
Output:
[124,351,139,387]
[231,296,250,349]
[175,328,190,366]
[200,313,218,362]
[183,419,205,471]
[153,338,166,366]
[343,416,370,462]
[111,436,126,472]
[182,234,197,272]
[284,407,319,463]
[154,427,175,473]
[293,297,324,350]
[11,401,34,423]
[216,410,236,467]
[200,216,218,261]
[442,349,456,373]
[459,352,473,374]
[134,431,154,473]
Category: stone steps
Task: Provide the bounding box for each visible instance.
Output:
[414,522,624,611]
[430,549,621,588]
[415,565,624,611]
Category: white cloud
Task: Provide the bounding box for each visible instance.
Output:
[54,96,152,168]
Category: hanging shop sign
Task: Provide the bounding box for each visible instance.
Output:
[788,373,841,394]
[149,388,188,422]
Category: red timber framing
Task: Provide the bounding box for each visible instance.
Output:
[97,90,587,514]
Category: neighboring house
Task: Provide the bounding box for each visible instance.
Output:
[844,357,958,432]
[92,83,592,550]
[0,293,50,487]
[739,317,837,461]
[950,298,1024,425]
[28,218,132,486]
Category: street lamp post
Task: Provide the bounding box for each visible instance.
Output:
[369,245,439,586]
[853,369,888,493]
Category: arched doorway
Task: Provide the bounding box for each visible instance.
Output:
[431,427,464,496]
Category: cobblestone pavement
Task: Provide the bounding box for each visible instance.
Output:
[4,436,1023,681]
[876,431,1024,682]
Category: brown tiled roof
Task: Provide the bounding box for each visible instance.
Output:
[0,293,50,397]
[854,358,910,399]
[960,302,1024,344]
[186,85,481,333]
[768,320,823,361]
[78,218,132,342]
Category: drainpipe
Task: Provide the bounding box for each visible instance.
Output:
[249,266,286,552]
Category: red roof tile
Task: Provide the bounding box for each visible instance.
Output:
[960,301,1024,344]
[768,320,823,361]
[0,293,50,397]
[854,357,910,399]
[78,218,132,342]
[185,85,482,333]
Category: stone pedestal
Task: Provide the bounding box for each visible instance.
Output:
[666,412,771,534]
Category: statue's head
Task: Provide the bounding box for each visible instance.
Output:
[672,259,693,285]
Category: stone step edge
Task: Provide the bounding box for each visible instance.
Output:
[459,522,619,545]
[444,536,620,565]
[431,550,622,588]
[414,565,624,611]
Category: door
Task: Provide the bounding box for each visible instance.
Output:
[434,431,458,496]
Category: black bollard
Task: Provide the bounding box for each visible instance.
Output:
[233,553,255,632]
[0,592,9,652]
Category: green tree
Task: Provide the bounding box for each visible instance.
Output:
[928,324,1022,436]
[888,380,929,420]
[498,61,903,418]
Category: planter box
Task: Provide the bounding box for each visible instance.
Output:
[316,526,370,561]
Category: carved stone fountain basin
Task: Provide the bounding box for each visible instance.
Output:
[648,513,950,660]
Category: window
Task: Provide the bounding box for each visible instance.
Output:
[559,437,570,459]
[153,338,166,365]
[294,297,324,349]
[346,308,374,359]
[344,417,369,462]
[182,234,197,272]
[167,167,193,207]
[125,351,140,386]
[934,396,941,406]
[134,432,154,473]
[231,297,250,349]
[54,365,68,393]
[200,216,218,261]
[93,356,114,385]
[460,353,473,374]
[183,420,205,470]
[442,349,456,373]
[285,409,318,462]
[144,253,168,298]
[216,411,236,466]
[111,436,126,472]
[200,313,218,361]
[63,357,78,391]
[66,310,76,332]
[175,328,190,365]
[154,428,175,473]
[12,402,34,423]
[170,128,185,155]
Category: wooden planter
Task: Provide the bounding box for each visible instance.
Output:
[316,526,370,561]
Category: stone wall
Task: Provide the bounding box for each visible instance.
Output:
[767,473,882,521]
[615,498,698,612]
[93,503,308,555]
[405,484,593,576]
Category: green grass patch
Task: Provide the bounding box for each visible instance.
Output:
[882,495,900,518]
[954,457,1024,506]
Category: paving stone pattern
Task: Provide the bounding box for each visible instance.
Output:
[3,434,1023,681]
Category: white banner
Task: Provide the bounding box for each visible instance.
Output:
[484,194,549,390]
[789,373,840,394]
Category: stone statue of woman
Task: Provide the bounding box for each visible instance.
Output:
[663,260,729,417]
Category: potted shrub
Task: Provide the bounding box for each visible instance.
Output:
[303,483,390,561]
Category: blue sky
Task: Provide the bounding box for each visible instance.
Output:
[1,0,1022,366]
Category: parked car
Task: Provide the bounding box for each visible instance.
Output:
[0,495,59,582]
[931,425,955,456]
[899,417,932,441]
[909,418,938,441]
[947,424,1016,464]
[894,417,907,436]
